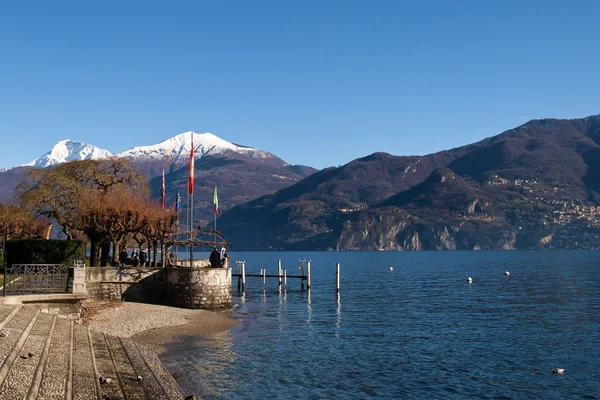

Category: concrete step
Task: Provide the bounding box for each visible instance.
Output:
[72,324,99,400]
[0,306,30,366]
[0,307,40,387]
[0,312,54,399]
[137,345,186,400]
[26,315,58,400]
[120,339,170,399]
[0,305,188,400]
[0,305,19,325]
[38,318,72,399]
[91,331,125,400]
[104,334,147,400]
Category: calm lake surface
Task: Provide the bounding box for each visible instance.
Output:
[161,251,600,399]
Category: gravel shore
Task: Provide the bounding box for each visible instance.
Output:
[83,301,239,353]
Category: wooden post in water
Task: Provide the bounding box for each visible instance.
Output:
[284,269,287,286]
[300,261,305,291]
[307,260,311,290]
[336,262,340,293]
[241,261,246,292]
[237,261,241,292]
[278,259,282,288]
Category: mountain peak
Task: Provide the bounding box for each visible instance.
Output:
[23,140,113,168]
[20,131,278,170]
[115,131,275,164]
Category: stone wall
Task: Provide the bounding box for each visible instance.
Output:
[166,267,232,310]
[85,267,166,304]
[40,302,83,320]
[85,262,232,311]
[172,259,211,268]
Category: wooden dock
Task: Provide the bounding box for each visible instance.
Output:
[232,260,341,293]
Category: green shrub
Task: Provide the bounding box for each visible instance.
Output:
[5,239,85,267]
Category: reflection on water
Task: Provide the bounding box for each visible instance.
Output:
[336,293,341,332]
[165,329,237,399]
[162,251,600,399]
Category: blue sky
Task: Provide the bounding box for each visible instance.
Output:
[1,1,599,170]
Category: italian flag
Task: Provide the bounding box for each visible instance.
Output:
[213,185,219,215]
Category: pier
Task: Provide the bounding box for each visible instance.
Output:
[232,259,341,293]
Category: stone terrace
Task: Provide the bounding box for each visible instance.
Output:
[0,304,186,400]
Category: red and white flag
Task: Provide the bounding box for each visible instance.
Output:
[160,166,165,209]
[188,136,195,194]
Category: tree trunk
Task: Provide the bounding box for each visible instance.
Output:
[153,240,158,268]
[100,241,110,266]
[90,238,100,267]
[112,239,121,264]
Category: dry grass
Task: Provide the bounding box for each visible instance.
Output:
[82,300,123,324]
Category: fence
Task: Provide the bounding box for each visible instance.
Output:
[2,264,73,296]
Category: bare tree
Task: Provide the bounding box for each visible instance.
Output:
[18,159,150,266]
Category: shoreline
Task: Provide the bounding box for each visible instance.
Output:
[83,300,239,354]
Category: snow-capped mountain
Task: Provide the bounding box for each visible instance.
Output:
[1,131,318,211]
[116,131,275,164]
[23,140,113,168]
[20,132,275,170]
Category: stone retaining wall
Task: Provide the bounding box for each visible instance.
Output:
[86,267,167,303]
[40,302,83,320]
[167,267,232,310]
[85,261,232,310]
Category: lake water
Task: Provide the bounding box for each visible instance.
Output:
[161,251,600,399]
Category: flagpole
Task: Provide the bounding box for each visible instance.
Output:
[185,188,189,264]
[189,132,194,267]
[212,185,218,245]
[190,189,193,266]
[175,188,181,264]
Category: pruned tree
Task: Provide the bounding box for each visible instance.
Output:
[0,203,47,242]
[18,158,150,265]
[138,205,176,267]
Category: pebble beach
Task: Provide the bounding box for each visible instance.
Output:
[83,300,239,353]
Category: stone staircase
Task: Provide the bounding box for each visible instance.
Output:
[0,305,186,400]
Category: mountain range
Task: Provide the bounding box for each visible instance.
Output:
[0,132,317,225]
[3,115,600,251]
[217,115,600,250]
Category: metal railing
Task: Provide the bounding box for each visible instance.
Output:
[2,264,73,296]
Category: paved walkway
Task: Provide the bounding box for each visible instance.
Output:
[0,304,187,399]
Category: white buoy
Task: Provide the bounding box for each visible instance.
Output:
[388,266,393,271]
[551,368,564,375]
[467,277,472,284]
[505,271,510,276]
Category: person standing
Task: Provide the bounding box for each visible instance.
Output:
[221,253,230,269]
[119,249,129,266]
[139,249,147,268]
[209,247,221,268]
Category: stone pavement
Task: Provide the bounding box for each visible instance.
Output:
[0,304,187,400]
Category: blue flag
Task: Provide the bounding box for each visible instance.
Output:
[175,188,181,211]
